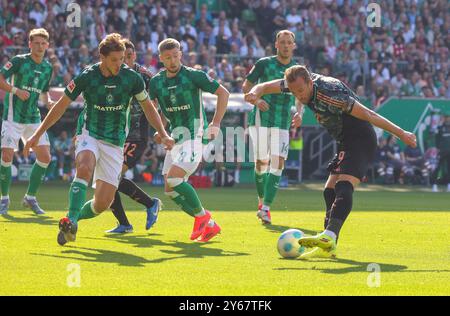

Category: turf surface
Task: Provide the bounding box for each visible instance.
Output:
[0,182,449,295]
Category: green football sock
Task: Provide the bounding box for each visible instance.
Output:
[255,170,268,200]
[68,178,88,223]
[77,200,99,221]
[263,170,282,206]
[26,160,48,196]
[0,161,12,197]
[172,181,204,215]
[166,191,195,217]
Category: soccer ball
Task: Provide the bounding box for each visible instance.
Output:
[277,229,305,259]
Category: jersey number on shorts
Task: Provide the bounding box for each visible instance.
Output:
[335,151,346,172]
[124,142,137,162]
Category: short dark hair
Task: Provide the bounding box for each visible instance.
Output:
[285,65,311,83]
[98,33,125,57]
[158,38,181,54]
[122,38,135,51]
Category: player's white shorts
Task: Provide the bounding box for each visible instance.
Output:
[75,133,123,188]
[162,139,203,178]
[248,126,290,160]
[1,120,50,150]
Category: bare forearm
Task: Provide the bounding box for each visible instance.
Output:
[296,101,305,117]
[351,102,405,139]
[248,79,282,101]
[142,101,168,137]
[212,88,229,125]
[0,75,13,93]
[35,96,71,137]
[367,110,404,138]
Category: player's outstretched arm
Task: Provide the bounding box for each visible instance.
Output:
[23,94,72,157]
[244,79,283,111]
[350,100,417,148]
[208,85,229,140]
[139,98,174,150]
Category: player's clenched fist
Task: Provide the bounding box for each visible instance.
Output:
[23,134,39,158]
[16,89,30,101]
[161,135,175,150]
[153,131,162,144]
[401,131,417,148]
[291,112,303,128]
[207,123,221,140]
[244,92,258,104]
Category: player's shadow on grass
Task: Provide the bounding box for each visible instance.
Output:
[31,235,249,267]
[0,213,58,226]
[91,234,250,264]
[31,246,151,267]
[263,224,317,236]
[274,257,408,275]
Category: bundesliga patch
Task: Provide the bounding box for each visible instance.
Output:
[67,80,76,93]
[3,61,12,71]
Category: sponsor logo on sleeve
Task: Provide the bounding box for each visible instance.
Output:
[3,61,13,71]
[67,80,76,93]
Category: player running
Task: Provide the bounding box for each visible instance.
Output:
[245,65,416,259]
[0,28,54,215]
[24,33,174,246]
[106,39,161,234]
[242,30,302,225]
[150,38,229,242]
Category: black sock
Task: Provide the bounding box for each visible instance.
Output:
[118,178,155,208]
[110,191,131,226]
[323,187,336,229]
[326,181,354,238]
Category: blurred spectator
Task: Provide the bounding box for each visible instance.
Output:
[0,0,447,102]
[404,145,432,185]
[386,136,407,184]
[433,114,450,192]
[53,131,75,179]
[374,137,389,183]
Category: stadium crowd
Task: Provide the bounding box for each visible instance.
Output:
[0,0,449,187]
[0,0,449,103]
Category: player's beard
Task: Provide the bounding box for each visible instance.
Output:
[278,50,292,61]
[167,65,181,74]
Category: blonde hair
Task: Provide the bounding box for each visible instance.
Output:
[276,30,295,41]
[98,33,126,56]
[158,38,181,54]
[29,28,49,42]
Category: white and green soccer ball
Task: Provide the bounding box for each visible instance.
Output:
[277,229,305,258]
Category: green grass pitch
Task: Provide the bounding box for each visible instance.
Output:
[0,182,449,295]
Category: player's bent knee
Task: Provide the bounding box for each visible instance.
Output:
[270,156,285,170]
[255,160,269,173]
[93,199,113,213]
[269,167,283,176]
[76,164,94,179]
[166,177,184,188]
